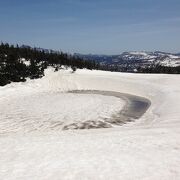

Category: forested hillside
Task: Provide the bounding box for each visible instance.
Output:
[0,43,99,86]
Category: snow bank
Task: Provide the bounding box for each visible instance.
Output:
[0,68,180,179]
[0,68,126,133]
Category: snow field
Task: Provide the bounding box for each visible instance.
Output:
[0,92,124,134]
[0,68,180,179]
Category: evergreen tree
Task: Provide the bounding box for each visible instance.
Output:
[0,42,100,86]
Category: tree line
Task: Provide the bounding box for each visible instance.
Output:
[0,42,100,86]
[0,42,179,86]
[137,63,180,74]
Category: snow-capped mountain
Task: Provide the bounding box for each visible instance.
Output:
[75,51,180,71]
[118,51,180,67]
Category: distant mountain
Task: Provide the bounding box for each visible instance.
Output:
[75,51,180,72]
[175,53,180,56]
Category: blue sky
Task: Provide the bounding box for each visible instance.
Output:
[0,0,180,54]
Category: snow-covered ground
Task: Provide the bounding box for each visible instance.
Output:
[0,92,125,134]
[0,68,180,179]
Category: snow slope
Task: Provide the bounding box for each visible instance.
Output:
[0,92,125,134]
[0,68,180,179]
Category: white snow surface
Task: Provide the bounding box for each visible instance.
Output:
[0,92,124,134]
[0,68,180,180]
[129,51,148,56]
[160,57,180,67]
[20,58,30,66]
